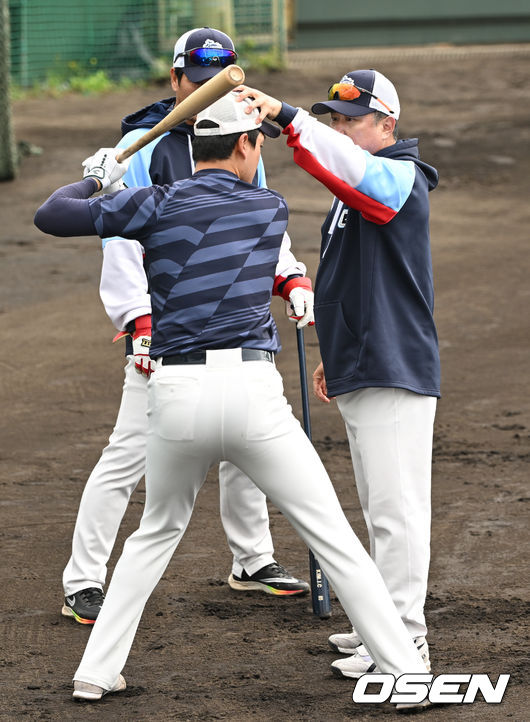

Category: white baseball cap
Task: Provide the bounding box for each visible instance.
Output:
[312,69,400,120]
[194,91,280,138]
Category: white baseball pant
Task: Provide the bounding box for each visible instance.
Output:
[336,387,437,638]
[63,357,275,596]
[74,350,426,690]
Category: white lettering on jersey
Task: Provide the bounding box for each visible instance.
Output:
[337,208,349,228]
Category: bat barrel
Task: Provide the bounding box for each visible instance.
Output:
[226,65,245,85]
[115,64,246,165]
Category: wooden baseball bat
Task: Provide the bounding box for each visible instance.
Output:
[116,65,245,163]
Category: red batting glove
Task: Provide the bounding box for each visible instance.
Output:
[132,314,156,378]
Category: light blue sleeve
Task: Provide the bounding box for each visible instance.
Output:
[256,157,267,188]
[355,153,416,214]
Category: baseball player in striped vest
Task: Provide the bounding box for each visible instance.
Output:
[35,91,429,710]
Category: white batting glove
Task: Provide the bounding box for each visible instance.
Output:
[106,178,127,194]
[287,287,315,328]
[82,148,130,190]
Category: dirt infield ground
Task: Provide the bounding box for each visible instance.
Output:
[1,46,529,721]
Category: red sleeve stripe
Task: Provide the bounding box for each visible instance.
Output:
[284,126,397,226]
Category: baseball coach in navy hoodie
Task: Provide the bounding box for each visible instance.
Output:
[237,69,440,684]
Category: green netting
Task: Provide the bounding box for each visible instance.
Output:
[8,0,286,88]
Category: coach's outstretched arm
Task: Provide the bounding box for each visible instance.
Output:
[236,86,413,226]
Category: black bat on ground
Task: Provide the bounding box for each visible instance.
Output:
[295,326,332,619]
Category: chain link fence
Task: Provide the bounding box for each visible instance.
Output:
[9,0,287,88]
[3,0,287,181]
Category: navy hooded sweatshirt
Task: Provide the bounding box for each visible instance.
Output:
[276,104,440,399]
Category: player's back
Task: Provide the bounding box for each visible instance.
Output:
[142,168,288,357]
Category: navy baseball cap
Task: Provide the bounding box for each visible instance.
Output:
[312,69,400,120]
[173,27,237,83]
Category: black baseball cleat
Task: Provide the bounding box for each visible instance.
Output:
[228,562,310,596]
[61,587,104,625]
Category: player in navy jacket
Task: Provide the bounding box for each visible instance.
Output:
[237,69,440,683]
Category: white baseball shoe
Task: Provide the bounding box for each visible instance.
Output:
[328,628,362,654]
[331,636,431,679]
[73,674,126,701]
[396,699,432,713]
[331,644,377,678]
